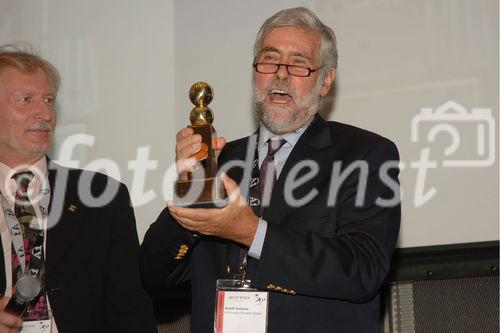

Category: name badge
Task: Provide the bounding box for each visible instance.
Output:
[215,279,268,333]
[21,319,52,333]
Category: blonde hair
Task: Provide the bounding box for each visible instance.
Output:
[0,44,61,92]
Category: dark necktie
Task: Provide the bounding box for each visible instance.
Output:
[259,137,286,211]
[234,137,286,279]
[13,172,37,224]
[11,171,48,319]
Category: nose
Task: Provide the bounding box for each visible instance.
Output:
[275,64,290,80]
[34,98,56,123]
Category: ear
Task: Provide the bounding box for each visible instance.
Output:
[320,68,336,97]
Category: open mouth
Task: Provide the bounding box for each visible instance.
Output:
[268,89,293,103]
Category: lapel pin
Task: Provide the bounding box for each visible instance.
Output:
[67,204,78,213]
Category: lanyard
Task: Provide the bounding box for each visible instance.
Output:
[0,178,50,275]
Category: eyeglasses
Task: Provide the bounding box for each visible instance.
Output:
[253,62,322,77]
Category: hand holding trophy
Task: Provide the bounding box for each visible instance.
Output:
[174,82,227,207]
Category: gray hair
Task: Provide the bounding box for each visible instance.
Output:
[253,7,338,70]
[0,43,61,93]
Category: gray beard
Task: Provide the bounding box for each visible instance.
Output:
[253,74,324,135]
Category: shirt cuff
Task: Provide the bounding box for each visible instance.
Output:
[247,218,268,260]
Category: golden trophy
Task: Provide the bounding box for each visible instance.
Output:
[174,82,227,207]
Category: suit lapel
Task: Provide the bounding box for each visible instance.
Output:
[45,163,84,276]
[219,135,257,276]
[264,116,333,223]
[222,120,333,271]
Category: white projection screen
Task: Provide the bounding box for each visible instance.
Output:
[1,0,498,247]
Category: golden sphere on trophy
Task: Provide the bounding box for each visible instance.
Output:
[189,82,214,125]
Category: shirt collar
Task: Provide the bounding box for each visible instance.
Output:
[258,117,314,151]
[0,156,49,195]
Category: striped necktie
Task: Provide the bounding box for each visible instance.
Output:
[11,171,48,320]
[259,137,286,211]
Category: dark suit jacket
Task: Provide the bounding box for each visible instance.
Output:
[1,162,157,333]
[141,116,401,333]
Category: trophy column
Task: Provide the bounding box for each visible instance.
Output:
[174,82,227,207]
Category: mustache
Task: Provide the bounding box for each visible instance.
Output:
[27,122,54,132]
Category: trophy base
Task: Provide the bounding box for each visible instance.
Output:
[174,177,228,208]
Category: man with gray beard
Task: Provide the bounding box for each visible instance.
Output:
[141,7,400,333]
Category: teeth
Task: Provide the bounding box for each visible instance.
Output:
[271,89,288,95]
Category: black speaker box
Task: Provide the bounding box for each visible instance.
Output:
[382,241,499,333]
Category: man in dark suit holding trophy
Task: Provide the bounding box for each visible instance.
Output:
[141,7,400,333]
